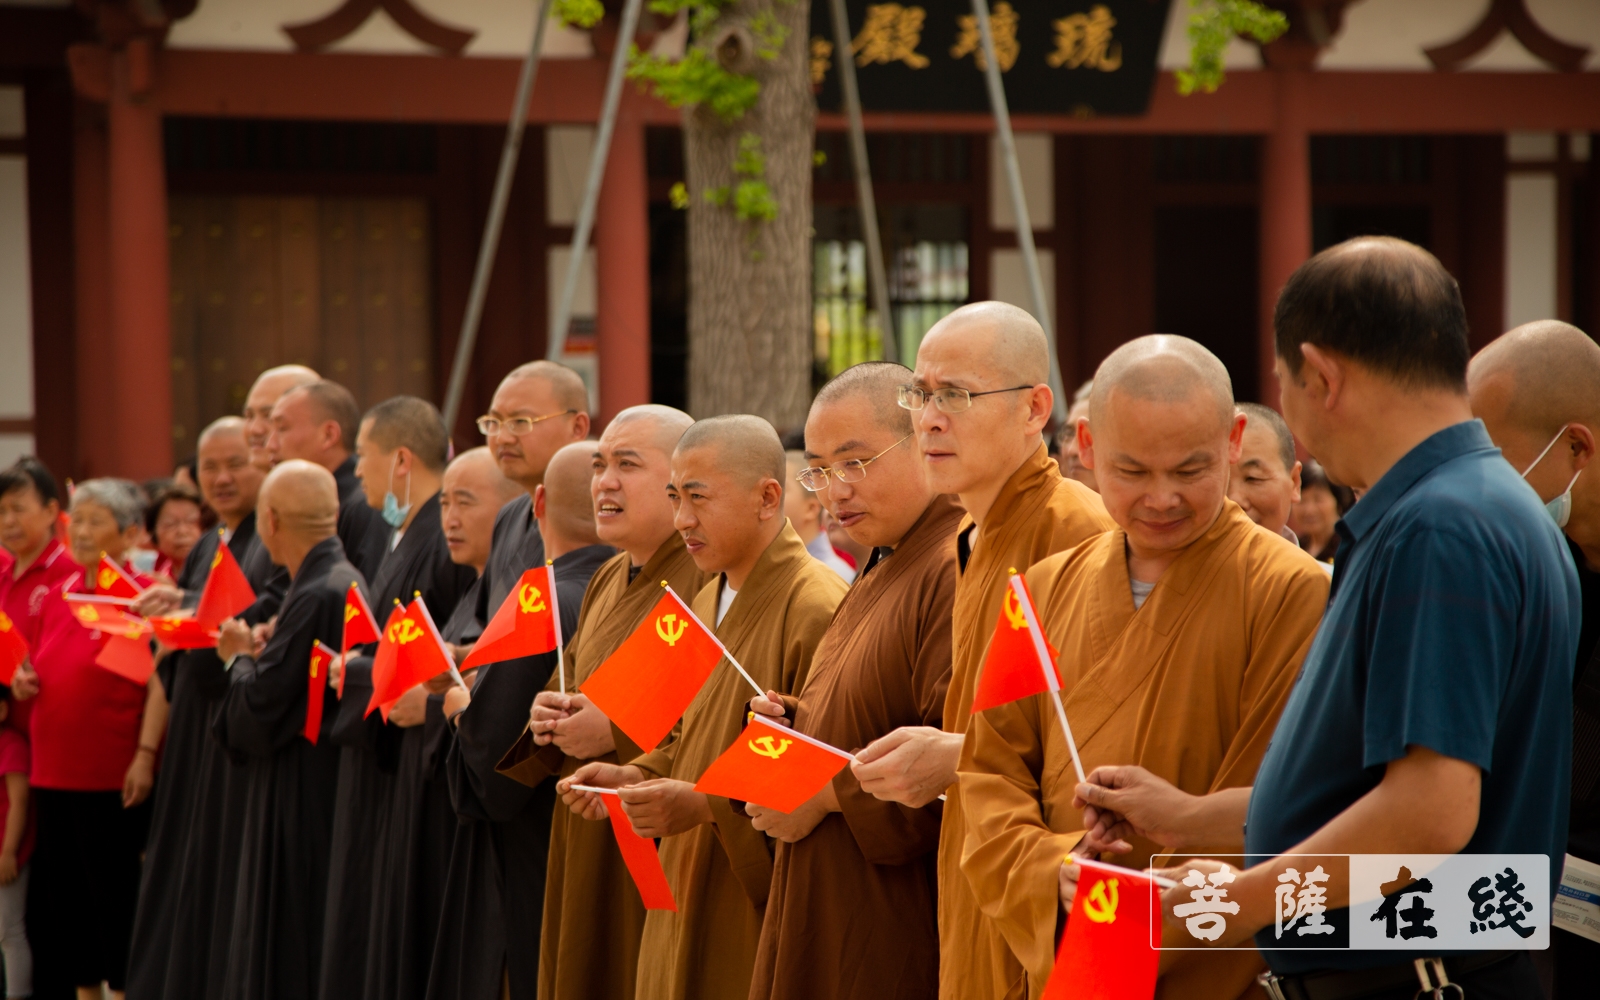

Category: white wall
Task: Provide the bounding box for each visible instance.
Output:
[0,105,35,423]
[546,126,595,227]
[546,245,599,413]
[989,248,1056,334]
[990,134,1053,232]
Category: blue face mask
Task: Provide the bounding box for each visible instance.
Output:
[1520,426,1581,530]
[382,454,412,529]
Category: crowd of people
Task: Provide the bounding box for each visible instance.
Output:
[0,233,1591,1000]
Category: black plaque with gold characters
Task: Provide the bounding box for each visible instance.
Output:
[810,0,1173,116]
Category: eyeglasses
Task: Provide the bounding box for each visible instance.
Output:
[795,435,911,492]
[476,410,579,437]
[896,384,1033,414]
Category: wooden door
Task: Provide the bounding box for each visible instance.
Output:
[168,195,433,461]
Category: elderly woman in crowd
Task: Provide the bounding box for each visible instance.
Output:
[142,483,204,582]
[8,473,166,1000]
[1288,458,1356,565]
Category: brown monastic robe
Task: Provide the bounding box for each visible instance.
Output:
[941,443,1113,1000]
[959,502,1330,1000]
[631,523,848,1000]
[750,497,963,1000]
[494,534,710,1000]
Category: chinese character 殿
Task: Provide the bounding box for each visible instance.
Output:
[1275,865,1336,939]
[1174,865,1240,942]
[852,4,931,70]
[1468,867,1537,939]
[1371,866,1437,940]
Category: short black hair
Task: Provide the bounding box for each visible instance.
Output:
[0,456,61,509]
[1274,236,1469,392]
[363,396,450,473]
[287,380,362,451]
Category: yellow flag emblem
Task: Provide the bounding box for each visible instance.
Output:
[76,605,100,623]
[344,604,360,623]
[1003,587,1027,631]
[0,611,12,631]
[97,568,117,590]
[518,583,547,615]
[392,619,424,645]
[748,735,793,759]
[655,613,688,647]
[211,549,223,570]
[1083,876,1119,924]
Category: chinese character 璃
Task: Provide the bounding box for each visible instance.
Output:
[950,1,1020,72]
[1275,865,1336,939]
[1048,4,1123,72]
[852,4,931,70]
[1371,866,1437,940]
[810,37,833,86]
[1173,865,1240,942]
[1468,866,1537,939]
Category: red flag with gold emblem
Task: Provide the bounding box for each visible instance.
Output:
[580,586,724,754]
[304,640,335,744]
[340,585,381,700]
[692,714,854,813]
[148,615,220,650]
[460,566,560,671]
[1042,859,1161,1000]
[195,538,255,627]
[363,603,407,715]
[66,598,150,639]
[972,572,1063,714]
[368,597,454,717]
[94,555,144,600]
[95,630,155,684]
[578,786,677,911]
[0,611,27,686]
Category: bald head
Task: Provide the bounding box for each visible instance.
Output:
[245,365,321,469]
[920,301,1049,386]
[446,446,519,503]
[811,362,913,437]
[251,365,319,401]
[537,442,601,551]
[502,360,590,414]
[605,404,695,456]
[199,416,246,449]
[1469,321,1600,441]
[260,459,339,542]
[1090,335,1234,431]
[674,415,785,488]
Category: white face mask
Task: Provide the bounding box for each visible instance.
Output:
[1520,425,1581,529]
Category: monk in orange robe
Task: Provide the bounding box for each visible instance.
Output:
[849,302,1113,1000]
[492,405,707,1000]
[958,335,1330,999]
[561,415,847,1000]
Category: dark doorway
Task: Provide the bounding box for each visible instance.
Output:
[1153,205,1260,401]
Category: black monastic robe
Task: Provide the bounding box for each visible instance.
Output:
[425,532,613,1000]
[213,537,365,1000]
[319,492,476,1000]
[334,454,391,582]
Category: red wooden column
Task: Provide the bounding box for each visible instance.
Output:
[106,39,172,477]
[73,104,114,481]
[1257,70,1312,410]
[594,92,651,425]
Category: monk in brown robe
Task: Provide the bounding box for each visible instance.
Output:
[743,362,960,1000]
[958,335,1330,1000]
[849,302,1113,1000]
[493,405,707,1000]
[561,415,848,1000]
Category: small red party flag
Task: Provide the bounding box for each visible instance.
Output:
[66,598,150,639]
[148,615,220,650]
[342,583,380,653]
[972,572,1062,714]
[0,611,28,686]
[577,785,676,911]
[580,587,725,754]
[96,631,155,683]
[363,604,406,711]
[693,714,854,814]
[304,641,335,744]
[1042,859,1161,1000]
[195,540,255,627]
[94,555,144,600]
[368,598,454,717]
[460,566,561,671]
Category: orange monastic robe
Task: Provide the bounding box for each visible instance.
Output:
[631,523,848,1000]
[959,502,1329,1000]
[940,444,1113,1000]
[495,534,710,1000]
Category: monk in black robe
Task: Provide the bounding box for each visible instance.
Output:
[213,460,367,1000]
[318,399,478,999]
[427,442,612,1000]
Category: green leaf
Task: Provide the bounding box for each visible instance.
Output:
[1179,0,1288,95]
[733,133,766,178]
[627,46,762,122]
[553,0,605,30]
[669,181,689,210]
[733,180,778,222]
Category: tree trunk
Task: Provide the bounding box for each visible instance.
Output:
[684,1,815,427]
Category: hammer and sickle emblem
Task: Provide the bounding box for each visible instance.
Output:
[655,613,689,646]
[748,735,793,759]
[1083,877,1119,924]
[393,620,425,644]
[518,584,547,615]
[76,606,100,623]
[98,568,116,590]
[344,604,359,623]
[310,657,320,679]
[0,611,12,631]
[1003,588,1027,631]
[211,550,223,570]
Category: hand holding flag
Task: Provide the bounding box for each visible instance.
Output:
[693,714,854,814]
[1042,858,1166,1000]
[94,555,145,600]
[340,583,380,700]
[570,784,677,912]
[195,540,255,626]
[367,596,456,719]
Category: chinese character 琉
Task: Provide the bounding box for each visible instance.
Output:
[950,2,1020,72]
[1173,865,1240,942]
[1048,4,1123,72]
[852,4,931,69]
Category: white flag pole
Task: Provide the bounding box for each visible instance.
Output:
[548,561,566,694]
[663,583,763,697]
[1010,574,1085,783]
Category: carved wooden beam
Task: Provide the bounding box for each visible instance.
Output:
[1425,0,1589,72]
[282,0,476,56]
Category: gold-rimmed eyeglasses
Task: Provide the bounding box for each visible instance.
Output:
[896,384,1033,414]
[476,410,579,437]
[795,435,912,492]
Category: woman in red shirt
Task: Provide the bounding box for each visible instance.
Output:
[3,467,164,1000]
